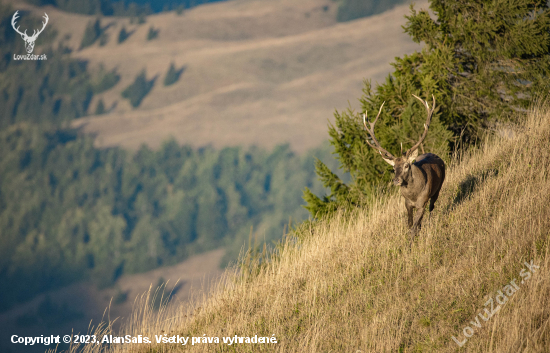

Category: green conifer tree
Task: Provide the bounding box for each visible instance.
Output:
[147,26,159,40]
[304,0,550,217]
[163,62,184,86]
[80,18,102,49]
[95,99,105,114]
[121,69,155,107]
[118,26,131,43]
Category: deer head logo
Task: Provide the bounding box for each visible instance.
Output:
[11,11,49,54]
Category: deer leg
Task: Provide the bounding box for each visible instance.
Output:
[413,206,426,232]
[427,190,441,223]
[405,199,414,229]
[429,190,440,212]
[409,204,427,246]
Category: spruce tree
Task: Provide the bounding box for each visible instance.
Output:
[163,62,184,86]
[95,99,106,114]
[121,69,155,107]
[118,26,131,43]
[80,18,102,49]
[304,0,550,217]
[147,26,159,40]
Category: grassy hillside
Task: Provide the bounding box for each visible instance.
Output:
[69,105,550,352]
[6,0,421,153]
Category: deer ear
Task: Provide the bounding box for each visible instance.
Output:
[407,149,418,163]
[383,157,395,166]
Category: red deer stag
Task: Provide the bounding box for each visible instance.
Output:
[363,95,445,246]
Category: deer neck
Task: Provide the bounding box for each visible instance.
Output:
[400,164,425,196]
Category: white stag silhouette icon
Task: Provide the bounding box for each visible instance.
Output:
[11,11,49,54]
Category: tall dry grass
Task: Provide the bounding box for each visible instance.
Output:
[63,105,550,352]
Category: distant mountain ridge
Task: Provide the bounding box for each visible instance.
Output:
[24,0,410,21]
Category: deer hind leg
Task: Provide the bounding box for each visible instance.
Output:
[429,189,441,212]
[427,189,441,224]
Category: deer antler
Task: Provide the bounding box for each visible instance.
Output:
[363,102,396,162]
[406,94,435,158]
[11,11,28,39]
[11,11,48,40]
[29,13,49,40]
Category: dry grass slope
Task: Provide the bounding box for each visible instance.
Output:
[66,106,550,352]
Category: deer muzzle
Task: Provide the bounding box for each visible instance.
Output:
[25,41,35,53]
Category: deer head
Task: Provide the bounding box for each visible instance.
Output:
[363,94,435,186]
[12,11,49,54]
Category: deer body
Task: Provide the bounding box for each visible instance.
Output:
[363,95,445,246]
[398,153,445,236]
